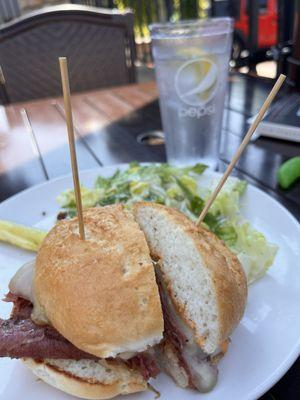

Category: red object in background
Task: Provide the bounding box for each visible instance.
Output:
[234,0,278,49]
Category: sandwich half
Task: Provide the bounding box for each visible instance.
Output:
[133,202,247,392]
[0,205,164,399]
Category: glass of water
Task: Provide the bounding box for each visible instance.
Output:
[150,18,233,168]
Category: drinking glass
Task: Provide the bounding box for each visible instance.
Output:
[150,18,233,168]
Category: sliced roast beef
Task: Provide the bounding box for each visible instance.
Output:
[127,353,160,380]
[0,316,99,360]
[4,292,35,319]
[1,293,99,360]
[0,293,159,379]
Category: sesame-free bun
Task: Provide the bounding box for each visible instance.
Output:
[34,205,164,358]
[133,202,247,354]
[22,358,147,399]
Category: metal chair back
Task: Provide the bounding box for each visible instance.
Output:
[0,4,135,104]
[0,0,20,24]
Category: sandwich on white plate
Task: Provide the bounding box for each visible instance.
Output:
[0,203,247,399]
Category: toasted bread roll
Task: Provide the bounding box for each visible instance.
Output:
[34,205,164,359]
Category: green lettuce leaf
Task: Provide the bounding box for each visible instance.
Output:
[57,187,103,209]
[231,222,278,283]
[208,179,247,220]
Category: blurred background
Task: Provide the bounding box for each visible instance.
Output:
[0,0,297,90]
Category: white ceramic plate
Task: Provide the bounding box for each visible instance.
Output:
[0,165,299,400]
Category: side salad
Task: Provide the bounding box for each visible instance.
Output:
[57,162,277,284]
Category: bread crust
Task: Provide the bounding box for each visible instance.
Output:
[22,358,147,399]
[34,205,164,358]
[133,202,247,351]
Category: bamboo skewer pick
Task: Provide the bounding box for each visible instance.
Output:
[59,57,85,240]
[196,73,286,226]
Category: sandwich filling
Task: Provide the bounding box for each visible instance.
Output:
[155,268,218,392]
[0,258,221,392]
[0,292,159,381]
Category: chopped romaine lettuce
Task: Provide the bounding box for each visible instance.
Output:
[56,162,277,284]
[203,178,277,280]
[206,178,247,219]
[57,187,103,209]
[232,222,278,284]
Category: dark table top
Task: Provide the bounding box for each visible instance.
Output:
[0,72,299,399]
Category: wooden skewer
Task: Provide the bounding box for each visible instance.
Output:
[59,57,85,240]
[196,73,286,226]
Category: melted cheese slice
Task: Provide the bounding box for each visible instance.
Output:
[9,260,35,302]
[9,259,49,324]
[157,268,218,392]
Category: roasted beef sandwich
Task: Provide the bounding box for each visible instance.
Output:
[133,202,247,392]
[0,202,247,398]
[0,205,164,399]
